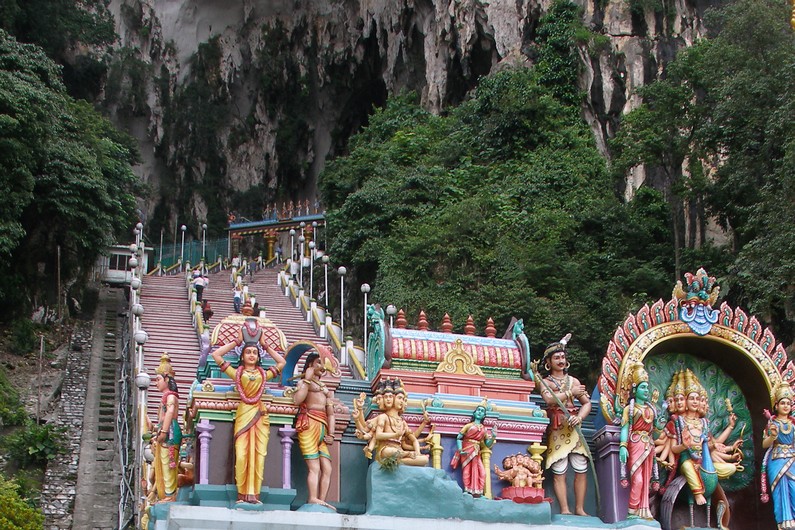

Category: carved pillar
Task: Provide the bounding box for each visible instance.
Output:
[594,424,628,523]
[279,426,296,489]
[482,445,493,500]
[265,231,277,261]
[431,433,443,469]
[196,419,215,485]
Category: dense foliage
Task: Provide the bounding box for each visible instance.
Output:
[612,0,795,343]
[320,0,675,376]
[0,31,140,318]
[0,0,115,99]
[0,474,44,530]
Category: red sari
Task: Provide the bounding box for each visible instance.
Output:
[626,403,655,518]
[451,422,489,495]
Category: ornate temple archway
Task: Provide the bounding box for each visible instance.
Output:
[596,269,792,530]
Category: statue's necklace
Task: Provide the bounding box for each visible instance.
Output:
[779,419,793,435]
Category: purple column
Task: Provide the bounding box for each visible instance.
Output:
[594,424,629,523]
[279,426,296,489]
[196,419,216,485]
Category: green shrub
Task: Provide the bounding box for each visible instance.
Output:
[0,474,44,529]
[10,319,37,356]
[5,422,67,468]
[0,367,26,426]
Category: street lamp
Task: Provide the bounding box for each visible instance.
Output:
[180,225,186,271]
[201,223,208,271]
[289,229,296,262]
[338,266,347,339]
[309,241,316,299]
[298,235,306,288]
[361,283,371,358]
[312,221,318,249]
[387,304,397,328]
[322,255,330,308]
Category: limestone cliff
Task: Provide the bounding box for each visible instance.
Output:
[104,0,722,229]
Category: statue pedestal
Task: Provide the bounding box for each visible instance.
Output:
[594,424,630,523]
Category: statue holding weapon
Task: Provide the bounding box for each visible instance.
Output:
[532,334,597,516]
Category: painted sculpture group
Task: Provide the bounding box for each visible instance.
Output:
[141,267,795,530]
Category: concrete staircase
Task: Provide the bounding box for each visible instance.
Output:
[201,266,350,378]
[138,266,350,425]
[138,274,198,424]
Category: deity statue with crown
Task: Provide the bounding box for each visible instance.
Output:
[150,353,183,503]
[663,369,741,526]
[762,382,795,530]
[352,377,431,467]
[450,398,497,497]
[619,362,659,520]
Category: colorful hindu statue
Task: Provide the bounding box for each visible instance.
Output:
[619,362,658,519]
[450,399,497,497]
[292,350,337,509]
[762,382,795,530]
[151,353,182,502]
[210,325,286,503]
[534,333,592,516]
[669,369,740,523]
[352,377,430,466]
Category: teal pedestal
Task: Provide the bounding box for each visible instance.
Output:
[366,464,551,525]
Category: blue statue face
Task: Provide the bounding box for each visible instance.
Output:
[474,406,487,421]
[635,381,650,402]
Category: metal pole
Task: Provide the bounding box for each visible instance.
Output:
[324,262,329,307]
[37,334,44,423]
[180,225,186,271]
[338,267,346,339]
[57,245,61,320]
[299,235,305,288]
[309,242,315,299]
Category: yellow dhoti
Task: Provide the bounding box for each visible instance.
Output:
[296,406,330,460]
[153,441,178,500]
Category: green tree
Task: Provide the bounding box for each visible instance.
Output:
[0,474,44,530]
[611,0,795,342]
[0,0,116,99]
[0,31,140,317]
[319,4,675,377]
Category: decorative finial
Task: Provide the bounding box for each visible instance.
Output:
[441,313,453,333]
[485,318,496,338]
[465,316,476,336]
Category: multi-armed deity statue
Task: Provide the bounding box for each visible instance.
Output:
[352,377,432,467]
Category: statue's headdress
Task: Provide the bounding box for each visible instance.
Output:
[543,333,572,363]
[682,369,704,396]
[156,352,175,377]
[773,382,794,404]
[630,363,649,387]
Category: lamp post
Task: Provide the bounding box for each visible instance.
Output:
[312,220,318,249]
[361,283,370,359]
[180,225,186,271]
[338,266,347,339]
[322,255,330,308]
[201,223,207,272]
[387,304,397,328]
[289,229,296,262]
[298,235,306,288]
[309,241,316,299]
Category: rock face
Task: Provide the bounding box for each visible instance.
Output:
[104,0,721,224]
